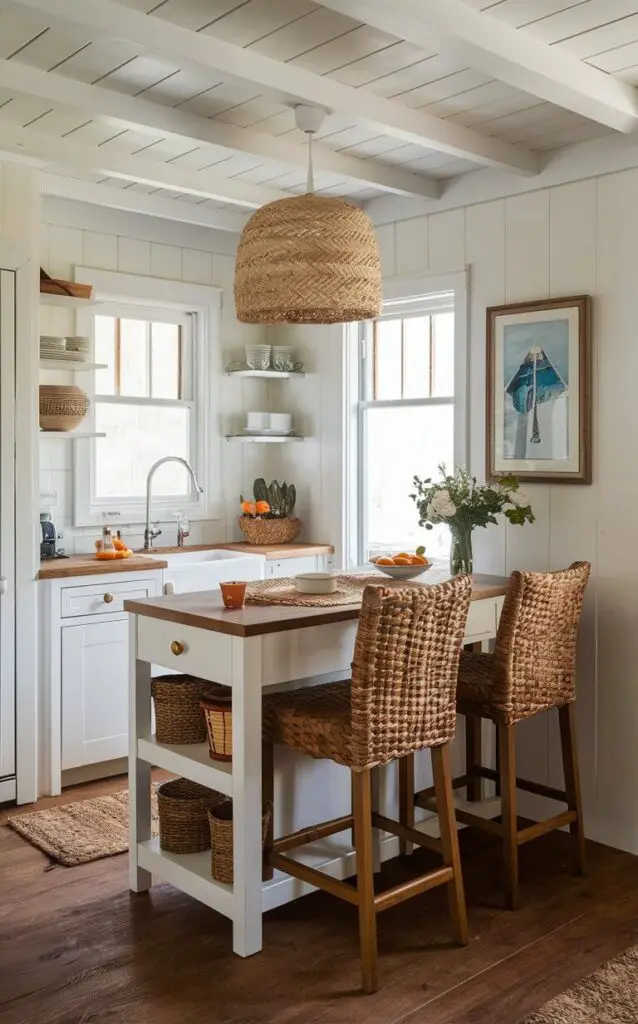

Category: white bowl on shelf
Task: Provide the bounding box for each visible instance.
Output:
[245,344,271,370]
[269,412,292,432]
[370,560,431,580]
[294,572,337,595]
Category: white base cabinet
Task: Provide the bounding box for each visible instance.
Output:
[266,554,333,578]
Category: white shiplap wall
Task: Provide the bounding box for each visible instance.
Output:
[271,166,638,853]
[39,200,276,553]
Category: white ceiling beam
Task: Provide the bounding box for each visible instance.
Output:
[13,0,539,176]
[319,0,638,133]
[40,174,247,233]
[0,125,289,208]
[0,59,439,200]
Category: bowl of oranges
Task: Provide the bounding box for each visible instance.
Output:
[369,548,431,580]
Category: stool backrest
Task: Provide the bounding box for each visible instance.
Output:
[492,561,591,722]
[350,575,472,770]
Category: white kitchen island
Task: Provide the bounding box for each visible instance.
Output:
[125,569,508,959]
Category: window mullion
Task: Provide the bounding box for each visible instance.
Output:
[114,317,121,396]
[147,320,153,399]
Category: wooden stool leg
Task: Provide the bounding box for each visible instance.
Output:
[262,739,274,881]
[498,723,519,910]
[432,743,469,946]
[399,753,415,856]
[465,714,482,802]
[558,703,586,876]
[352,768,378,994]
[494,721,501,797]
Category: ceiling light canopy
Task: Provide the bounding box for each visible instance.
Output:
[234,106,382,325]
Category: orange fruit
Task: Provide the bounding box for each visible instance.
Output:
[376,556,394,566]
[393,556,411,565]
[395,551,411,560]
[412,555,427,565]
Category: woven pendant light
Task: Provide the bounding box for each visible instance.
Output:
[234,107,382,325]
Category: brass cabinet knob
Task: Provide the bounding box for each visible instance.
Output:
[171,640,185,656]
[103,593,114,604]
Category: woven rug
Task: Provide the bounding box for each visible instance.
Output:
[522,945,638,1022]
[7,789,158,866]
[246,568,448,607]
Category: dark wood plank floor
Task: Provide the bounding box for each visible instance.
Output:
[2,776,638,1024]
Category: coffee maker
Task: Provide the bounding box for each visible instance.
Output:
[39,512,58,559]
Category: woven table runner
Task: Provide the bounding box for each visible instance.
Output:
[245,567,448,607]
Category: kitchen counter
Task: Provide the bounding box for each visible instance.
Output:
[38,553,168,579]
[138,542,334,559]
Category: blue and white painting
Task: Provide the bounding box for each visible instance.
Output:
[502,318,570,461]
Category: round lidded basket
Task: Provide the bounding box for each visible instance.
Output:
[208,800,273,884]
[200,686,232,762]
[238,516,301,545]
[157,778,223,854]
[39,385,89,432]
[151,674,208,745]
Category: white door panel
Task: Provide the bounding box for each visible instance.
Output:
[0,269,16,781]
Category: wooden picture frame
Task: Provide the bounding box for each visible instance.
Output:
[486,295,591,485]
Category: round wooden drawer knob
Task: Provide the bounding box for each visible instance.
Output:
[103,593,114,604]
[171,640,185,656]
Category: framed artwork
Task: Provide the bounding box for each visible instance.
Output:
[486,295,591,485]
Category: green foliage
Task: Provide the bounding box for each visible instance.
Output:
[251,478,296,518]
[410,464,535,533]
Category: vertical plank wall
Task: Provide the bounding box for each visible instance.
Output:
[269,169,638,853]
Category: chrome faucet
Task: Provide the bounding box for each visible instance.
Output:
[144,457,203,550]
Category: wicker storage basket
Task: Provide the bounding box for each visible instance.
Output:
[157,778,223,854]
[151,674,209,745]
[208,800,273,883]
[39,385,89,432]
[238,516,301,545]
[201,686,232,761]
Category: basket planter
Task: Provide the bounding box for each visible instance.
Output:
[157,778,223,854]
[151,674,209,745]
[200,686,232,761]
[208,800,273,884]
[238,516,301,545]
[39,385,89,432]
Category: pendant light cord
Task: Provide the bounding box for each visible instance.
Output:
[306,131,315,193]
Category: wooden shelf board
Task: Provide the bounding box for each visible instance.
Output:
[39,360,107,371]
[225,435,304,443]
[39,293,99,309]
[137,736,232,797]
[138,838,234,917]
[226,370,305,379]
[39,431,106,439]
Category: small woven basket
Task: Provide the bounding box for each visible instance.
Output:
[151,674,208,745]
[238,516,301,545]
[157,778,223,854]
[200,686,232,761]
[208,800,273,884]
[39,385,90,432]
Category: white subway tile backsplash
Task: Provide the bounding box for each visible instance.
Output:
[117,236,151,275]
[47,225,83,279]
[39,438,72,471]
[83,231,118,270]
[150,243,183,280]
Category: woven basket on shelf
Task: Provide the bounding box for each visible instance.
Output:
[39,385,89,432]
[200,686,232,762]
[233,194,382,325]
[157,778,223,854]
[238,516,301,545]
[208,800,273,884]
[151,674,209,745]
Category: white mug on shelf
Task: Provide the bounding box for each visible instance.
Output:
[246,411,269,431]
[269,412,292,433]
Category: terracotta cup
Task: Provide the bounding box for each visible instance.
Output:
[220,580,247,609]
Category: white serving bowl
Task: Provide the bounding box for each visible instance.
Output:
[294,572,338,595]
[370,561,432,580]
[269,412,292,432]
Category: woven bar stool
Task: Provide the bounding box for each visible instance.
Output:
[413,561,591,911]
[262,576,472,994]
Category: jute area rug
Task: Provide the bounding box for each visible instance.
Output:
[6,789,158,866]
[522,945,638,1023]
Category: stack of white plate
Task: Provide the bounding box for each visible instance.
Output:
[40,336,66,361]
[65,336,90,359]
[39,336,90,363]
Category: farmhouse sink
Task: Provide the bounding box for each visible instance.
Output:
[162,548,248,566]
[161,547,265,594]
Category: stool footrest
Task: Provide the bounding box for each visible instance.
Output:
[372,813,442,855]
[517,810,577,845]
[268,851,360,905]
[273,814,353,854]
[374,867,454,913]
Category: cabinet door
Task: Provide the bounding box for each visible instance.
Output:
[61,618,129,770]
[270,556,319,578]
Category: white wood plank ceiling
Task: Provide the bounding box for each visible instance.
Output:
[0,0,635,229]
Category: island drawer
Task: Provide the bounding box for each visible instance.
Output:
[136,615,232,685]
[61,578,157,619]
[464,598,500,641]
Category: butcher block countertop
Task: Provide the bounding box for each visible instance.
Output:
[125,572,509,638]
[133,542,334,558]
[38,553,168,580]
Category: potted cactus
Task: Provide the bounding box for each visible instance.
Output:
[239,478,301,545]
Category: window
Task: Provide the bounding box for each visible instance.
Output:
[350,275,467,565]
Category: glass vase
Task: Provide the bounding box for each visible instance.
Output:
[449,523,473,576]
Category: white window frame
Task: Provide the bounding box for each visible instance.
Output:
[345,270,468,567]
[73,268,222,528]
